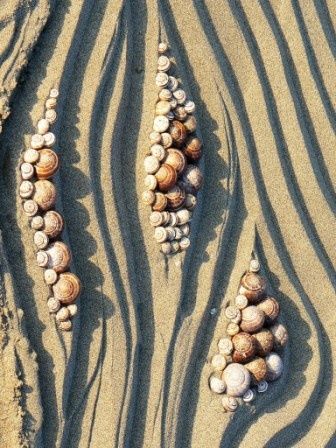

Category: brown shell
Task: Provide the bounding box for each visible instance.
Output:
[33,180,56,211]
[232,332,256,363]
[245,357,267,384]
[165,185,186,211]
[152,192,167,212]
[239,272,266,303]
[257,297,280,324]
[43,210,64,238]
[165,148,186,175]
[52,272,81,304]
[35,148,59,179]
[240,306,265,333]
[183,136,202,161]
[155,163,177,192]
[181,164,203,193]
[174,106,188,121]
[252,329,274,356]
[47,242,71,273]
[168,120,187,147]
[183,115,197,133]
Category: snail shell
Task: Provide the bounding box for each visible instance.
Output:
[184,193,197,211]
[235,294,248,310]
[52,272,81,304]
[181,165,203,192]
[165,148,186,175]
[165,226,175,241]
[167,111,174,121]
[45,109,57,124]
[155,100,171,116]
[176,208,191,225]
[179,223,190,236]
[45,97,57,109]
[226,322,240,336]
[23,199,38,217]
[169,120,187,147]
[56,306,70,322]
[144,174,158,190]
[33,180,56,210]
[36,250,49,267]
[257,297,280,324]
[222,363,251,397]
[161,132,173,148]
[157,55,171,72]
[170,240,180,253]
[158,89,172,101]
[232,332,256,363]
[152,192,167,212]
[151,144,166,161]
[173,89,186,104]
[166,186,186,211]
[174,227,183,240]
[154,227,168,243]
[19,181,34,199]
[183,136,202,161]
[21,162,34,180]
[47,296,60,313]
[31,134,44,149]
[209,373,226,394]
[240,306,265,334]
[218,337,233,355]
[225,305,241,322]
[149,211,164,227]
[249,259,260,272]
[155,72,169,88]
[257,380,268,393]
[168,212,178,226]
[222,395,239,412]
[37,118,50,135]
[252,329,274,356]
[46,242,71,273]
[58,320,72,331]
[211,353,227,371]
[35,148,59,179]
[179,236,190,251]
[170,98,178,109]
[67,303,78,317]
[44,132,56,147]
[30,215,44,230]
[183,115,197,133]
[265,352,284,381]
[167,76,179,92]
[153,115,170,133]
[142,190,156,206]
[239,272,266,303]
[43,210,64,238]
[44,268,58,285]
[49,88,59,98]
[245,357,267,384]
[155,163,177,192]
[34,231,49,249]
[161,241,172,255]
[242,388,256,403]
[161,211,170,225]
[184,100,196,114]
[174,106,188,121]
[158,42,168,54]
[144,155,160,174]
[23,148,39,164]
[269,323,288,349]
[149,131,161,144]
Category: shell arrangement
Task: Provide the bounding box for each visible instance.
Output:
[19,88,80,331]
[208,259,288,411]
[143,42,203,255]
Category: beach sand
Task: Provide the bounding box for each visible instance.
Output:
[0,1,335,446]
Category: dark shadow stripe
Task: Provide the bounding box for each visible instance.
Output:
[313,0,336,58]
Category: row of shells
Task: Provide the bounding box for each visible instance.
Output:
[143,42,203,254]
[209,259,288,412]
[19,88,81,331]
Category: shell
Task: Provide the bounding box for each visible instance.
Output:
[170,240,180,253]
[153,115,170,133]
[169,120,187,147]
[21,162,34,180]
[44,269,58,285]
[144,175,158,191]
[257,297,280,324]
[45,109,57,124]
[35,148,59,179]
[245,357,267,383]
[243,389,256,403]
[222,395,239,412]
[173,89,186,104]
[239,272,266,303]
[181,165,203,192]
[270,323,288,349]
[161,241,172,255]
[169,98,178,109]
[184,193,197,211]
[257,380,268,393]
[158,89,172,101]
[235,294,248,310]
[174,227,183,240]
[144,155,160,174]
[67,303,78,317]
[179,237,190,251]
[225,305,241,322]
[45,97,57,109]
[164,226,175,241]
[183,115,197,133]
[167,76,179,92]
[174,106,187,121]
[33,180,57,210]
[222,363,251,397]
[44,132,56,147]
[252,329,274,356]
[19,181,34,199]
[226,322,240,336]
[155,100,171,116]
[232,332,256,363]
[149,211,164,227]
[43,210,64,238]
[36,250,49,267]
[46,242,71,273]
[240,306,265,333]
[183,136,202,161]
[179,223,190,237]
[176,208,191,225]
[58,320,72,331]
[49,88,59,98]
[165,148,186,174]
[56,307,70,322]
[154,227,168,243]
[265,352,284,381]
[142,190,156,206]
[37,118,50,135]
[158,42,168,53]
[160,211,170,225]
[152,193,167,212]
[209,374,226,394]
[30,215,44,230]
[23,200,38,217]
[211,353,227,371]
[250,259,260,272]
[218,337,233,355]
[184,100,196,113]
[149,131,161,144]
[167,111,174,121]
[151,144,166,161]
[34,231,49,249]
[155,164,177,192]
[52,272,81,304]
[23,148,39,164]
[157,55,171,72]
[155,72,169,88]
[47,297,61,313]
[166,185,186,211]
[168,212,178,226]
[161,132,173,148]
[31,134,44,149]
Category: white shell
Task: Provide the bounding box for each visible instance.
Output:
[157,55,171,72]
[21,162,34,180]
[270,323,288,348]
[34,231,49,249]
[184,194,197,211]
[218,337,233,355]
[242,389,256,403]
[211,353,227,371]
[155,100,171,115]
[176,208,191,225]
[30,215,44,230]
[23,200,38,217]
[169,98,178,109]
[170,240,180,253]
[45,97,57,109]
[250,259,260,272]
[222,395,239,412]
[23,148,39,164]
[142,190,155,206]
[151,144,166,161]
[155,72,169,88]
[49,88,59,98]
[149,131,161,144]
[257,380,268,393]
[161,132,173,148]
[226,322,240,336]
[144,155,160,174]
[168,212,178,226]
[58,319,72,331]
[31,134,44,149]
[161,211,170,225]
[222,363,251,397]
[56,306,70,322]
[149,211,164,227]
[173,89,187,104]
[179,223,190,237]
[225,305,241,321]
[37,118,50,135]
[165,226,175,241]
[144,174,157,190]
[184,100,196,113]
[36,250,49,267]
[45,109,57,124]
[235,294,248,310]
[158,42,168,53]
[265,352,284,381]
[153,115,169,133]
[47,296,60,313]
[154,227,168,243]
[19,181,34,198]
[209,374,226,394]
[179,236,190,251]
[174,227,183,240]
[44,268,58,285]
[44,132,56,147]
[67,303,78,317]
[159,89,172,101]
[161,241,172,255]
[167,76,179,92]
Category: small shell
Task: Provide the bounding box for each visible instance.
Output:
[44,132,56,147]
[19,180,34,198]
[211,353,227,371]
[144,155,160,174]
[144,175,158,191]
[165,148,186,175]
[37,118,50,135]
[23,148,39,164]
[44,268,58,285]
[174,106,188,121]
[161,241,172,255]
[176,208,191,225]
[184,100,196,114]
[36,250,49,267]
[58,320,72,331]
[168,212,178,226]
[45,97,57,109]
[181,165,203,192]
[142,190,156,206]
[23,200,38,217]
[47,297,61,313]
[183,136,202,161]
[155,164,177,192]
[235,294,249,310]
[209,374,226,394]
[240,306,265,334]
[167,76,179,92]
[149,131,161,144]
[169,98,178,109]
[183,115,197,133]
[56,306,70,322]
[226,322,240,336]
[239,272,266,303]
[242,389,256,403]
[158,42,169,53]
[49,88,59,98]
[222,363,251,397]
[53,272,81,304]
[167,111,175,121]
[159,89,172,102]
[35,148,59,179]
[222,395,239,412]
[184,194,197,211]
[33,230,49,249]
[31,134,44,149]
[161,132,173,148]
[269,323,288,349]
[225,305,241,321]
[153,115,170,133]
[43,210,64,238]
[166,185,186,211]
[165,226,176,241]
[155,72,169,88]
[151,144,166,161]
[33,180,57,210]
[154,227,168,243]
[257,380,268,393]
[149,211,164,227]
[252,329,274,356]
[245,357,267,384]
[67,303,78,317]
[179,223,190,237]
[173,89,187,104]
[21,162,34,180]
[170,240,180,253]
[46,242,71,273]
[265,352,284,381]
[250,259,260,272]
[157,55,171,72]
[155,100,171,116]
[161,211,170,225]
[179,237,190,251]
[174,227,183,240]
[257,297,280,324]
[152,192,168,212]
[45,109,57,124]
[30,215,44,230]
[169,120,187,148]
[218,337,233,355]
[232,332,256,363]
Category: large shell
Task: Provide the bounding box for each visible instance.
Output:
[183,115,197,133]
[245,357,267,384]
[222,363,251,397]
[43,210,64,238]
[252,328,274,356]
[168,120,187,148]
[231,332,256,363]
[165,148,186,175]
[183,136,202,161]
[152,192,167,212]
[240,306,265,333]
[239,272,266,303]
[46,242,71,273]
[155,164,177,192]
[265,352,284,381]
[52,272,81,304]
[257,297,280,324]
[33,180,56,211]
[165,185,186,211]
[269,323,288,349]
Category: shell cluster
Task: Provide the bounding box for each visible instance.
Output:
[143,42,203,255]
[19,88,80,331]
[208,259,288,411]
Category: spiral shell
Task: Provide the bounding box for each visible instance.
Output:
[149,131,161,144]
[37,118,50,135]
[211,353,227,371]
[157,55,171,72]
[155,164,177,192]
[222,395,239,412]
[169,121,187,147]
[152,192,167,212]
[155,100,171,116]
[269,323,288,349]
[174,106,188,121]
[23,200,38,217]
[183,136,202,161]
[46,242,71,273]
[245,357,267,384]
[23,148,39,164]
[158,89,172,101]
[184,100,196,114]
[142,190,156,206]
[179,223,190,237]
[184,194,197,211]
[161,241,172,255]
[35,148,59,179]
[222,363,251,397]
[47,297,60,313]
[183,115,197,133]
[144,174,158,190]
[43,210,64,238]
[257,380,268,393]
[174,227,183,240]
[170,98,178,109]
[168,212,178,226]
[56,307,70,322]
[167,76,179,92]
[173,89,186,104]
[19,181,34,199]
[226,322,240,336]
[165,185,186,211]
[151,144,166,161]
[181,165,203,192]
[232,332,256,363]
[158,42,168,54]
[252,329,274,356]
[235,294,248,310]
[45,109,57,124]
[44,132,56,147]
[49,88,59,98]
[144,155,160,174]
[209,373,226,394]
[161,132,173,148]
[31,134,44,149]
[265,352,284,381]
[58,320,72,331]
[44,268,58,285]
[67,303,78,317]
[30,215,44,230]
[218,337,233,355]
[149,211,164,227]
[176,208,191,225]
[165,148,186,175]
[36,250,49,267]
[21,162,34,180]
[34,231,49,249]
[249,259,260,272]
[155,72,169,88]
[154,227,168,243]
[33,180,56,210]
[243,389,256,403]
[225,305,241,322]
[257,297,280,324]
[240,306,265,334]
[53,272,81,304]
[45,97,57,109]
[239,272,266,303]
[179,237,190,251]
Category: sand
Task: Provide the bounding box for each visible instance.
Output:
[0,0,335,447]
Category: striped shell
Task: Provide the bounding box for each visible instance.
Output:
[155,164,177,192]
[222,396,239,412]
[183,136,202,161]
[33,180,56,211]
[168,121,187,148]
[184,193,197,211]
[52,272,81,304]
[165,148,186,175]
[166,185,186,211]
[43,210,64,238]
[173,89,186,104]
[257,297,280,324]
[152,192,167,212]
[46,242,71,273]
[19,181,34,199]
[167,76,178,92]
[161,132,173,148]
[270,323,288,349]
[157,55,171,72]
[21,162,34,180]
[245,357,267,384]
[239,272,266,303]
[158,89,172,101]
[179,237,190,251]
[231,332,256,363]
[222,363,251,397]
[35,148,59,179]
[184,100,196,114]
[240,306,265,334]
[252,329,274,356]
[155,72,169,88]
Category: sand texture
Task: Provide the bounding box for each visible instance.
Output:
[0,1,335,447]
